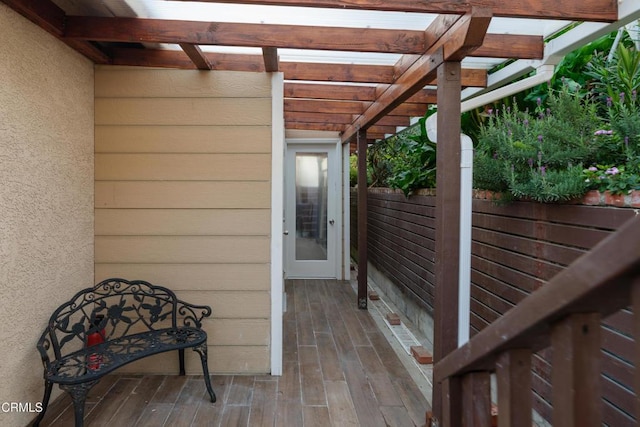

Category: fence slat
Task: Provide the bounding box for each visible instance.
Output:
[496,349,532,427]
[551,313,602,427]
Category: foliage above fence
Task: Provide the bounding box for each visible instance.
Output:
[474,86,599,202]
[365,113,437,197]
[471,42,640,202]
[352,33,640,202]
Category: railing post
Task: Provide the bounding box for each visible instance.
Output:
[462,372,492,427]
[495,349,532,427]
[551,312,602,427]
[442,376,462,427]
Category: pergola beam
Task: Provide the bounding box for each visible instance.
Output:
[285,83,438,104]
[341,9,492,143]
[475,34,543,59]
[368,125,398,136]
[407,89,438,104]
[284,122,346,132]
[2,0,110,63]
[65,16,428,54]
[281,62,395,83]
[262,47,279,72]
[108,48,488,86]
[285,99,429,119]
[110,48,264,71]
[285,111,411,128]
[284,111,354,124]
[2,0,65,36]
[284,64,487,86]
[373,115,412,127]
[177,0,617,21]
[285,83,378,101]
[179,43,213,70]
[285,99,369,114]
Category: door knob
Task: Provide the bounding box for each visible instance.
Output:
[329,219,335,225]
[284,230,289,235]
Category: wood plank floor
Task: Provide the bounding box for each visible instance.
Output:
[35,279,430,426]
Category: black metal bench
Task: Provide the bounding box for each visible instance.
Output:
[33,278,216,427]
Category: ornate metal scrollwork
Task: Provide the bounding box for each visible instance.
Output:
[36,278,215,427]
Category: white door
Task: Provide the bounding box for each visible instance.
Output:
[284,143,340,278]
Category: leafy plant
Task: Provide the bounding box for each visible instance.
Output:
[349,154,359,187]
[587,43,640,102]
[367,138,393,188]
[386,116,437,196]
[580,41,640,195]
[583,164,640,195]
[364,113,437,196]
[509,164,588,202]
[386,138,436,196]
[474,86,598,202]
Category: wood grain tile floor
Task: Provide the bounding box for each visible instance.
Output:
[35,279,430,426]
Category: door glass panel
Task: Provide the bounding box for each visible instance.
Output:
[295,153,328,260]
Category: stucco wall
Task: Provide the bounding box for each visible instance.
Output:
[0,4,94,427]
[94,67,272,374]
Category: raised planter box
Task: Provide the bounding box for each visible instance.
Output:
[472,188,640,208]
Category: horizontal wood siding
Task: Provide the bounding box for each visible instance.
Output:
[359,188,637,424]
[95,67,272,374]
[366,190,436,313]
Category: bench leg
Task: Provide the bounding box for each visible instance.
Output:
[179,348,186,375]
[32,380,53,426]
[193,343,216,403]
[60,380,98,427]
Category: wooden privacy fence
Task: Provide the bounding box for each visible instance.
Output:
[433,214,640,426]
[354,188,637,424]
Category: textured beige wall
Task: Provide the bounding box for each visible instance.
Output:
[94,67,272,374]
[0,4,94,427]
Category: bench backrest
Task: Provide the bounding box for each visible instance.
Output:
[37,278,210,365]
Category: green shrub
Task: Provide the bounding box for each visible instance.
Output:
[366,114,437,197]
[581,42,640,194]
[583,164,640,194]
[474,86,598,202]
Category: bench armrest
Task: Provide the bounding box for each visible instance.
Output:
[176,300,212,328]
[37,330,54,373]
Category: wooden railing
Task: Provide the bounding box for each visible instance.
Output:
[433,214,640,427]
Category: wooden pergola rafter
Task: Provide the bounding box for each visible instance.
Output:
[2,0,619,138]
[4,0,588,142]
[175,0,617,21]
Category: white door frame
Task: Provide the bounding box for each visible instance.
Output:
[284,138,342,279]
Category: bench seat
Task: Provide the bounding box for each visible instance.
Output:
[48,327,206,385]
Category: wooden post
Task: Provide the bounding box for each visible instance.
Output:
[551,313,602,427]
[442,376,462,427]
[496,349,532,427]
[462,372,492,427]
[432,60,462,422]
[356,129,368,309]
